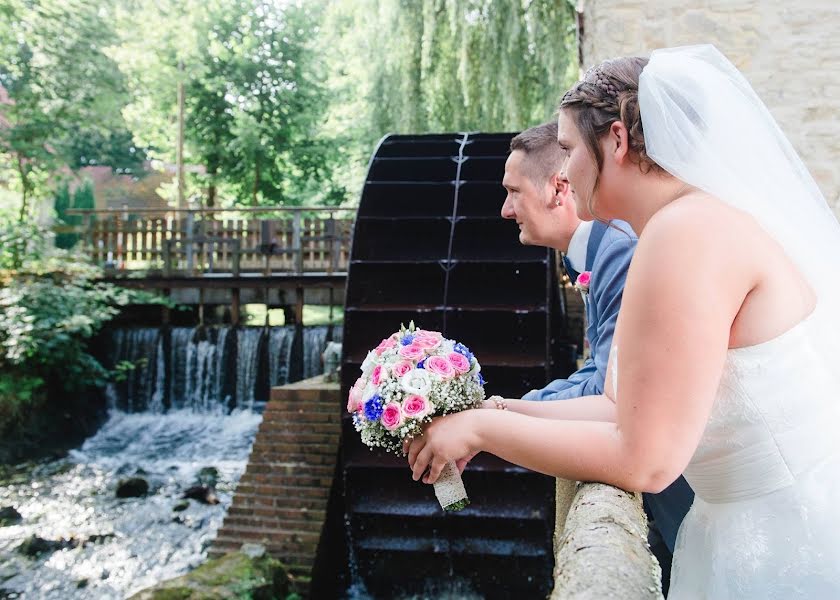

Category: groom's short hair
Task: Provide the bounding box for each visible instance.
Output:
[510,122,564,185]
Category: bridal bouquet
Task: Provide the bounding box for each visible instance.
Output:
[347,321,485,511]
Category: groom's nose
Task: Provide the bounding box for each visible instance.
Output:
[501,195,515,219]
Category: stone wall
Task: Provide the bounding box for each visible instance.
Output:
[578,0,840,214]
[211,375,340,595]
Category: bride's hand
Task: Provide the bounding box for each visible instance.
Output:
[404,411,481,484]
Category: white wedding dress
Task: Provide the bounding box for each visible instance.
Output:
[668,310,840,598]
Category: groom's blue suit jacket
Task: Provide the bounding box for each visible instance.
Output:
[522,220,694,553]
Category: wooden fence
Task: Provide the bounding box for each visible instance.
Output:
[64,207,355,276]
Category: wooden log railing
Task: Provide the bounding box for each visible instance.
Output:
[552,480,663,599]
[63,206,356,276]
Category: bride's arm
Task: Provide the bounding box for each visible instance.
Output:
[409,201,751,492]
[485,320,621,423]
[482,395,617,422]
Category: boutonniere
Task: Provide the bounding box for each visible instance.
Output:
[574,271,592,298]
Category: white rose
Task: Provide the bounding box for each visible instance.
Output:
[401,368,434,397]
[363,381,377,401]
[361,350,377,375]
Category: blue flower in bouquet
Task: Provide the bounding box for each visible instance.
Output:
[416,358,426,369]
[453,342,474,362]
[364,394,385,421]
[477,373,485,386]
[401,333,415,346]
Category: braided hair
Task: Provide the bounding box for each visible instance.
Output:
[558,56,660,219]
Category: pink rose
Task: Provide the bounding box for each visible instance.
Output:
[402,394,431,418]
[371,364,385,387]
[574,271,592,292]
[392,360,413,378]
[375,337,397,355]
[413,335,441,350]
[398,344,425,361]
[447,352,471,374]
[416,329,442,340]
[381,402,404,431]
[347,381,364,413]
[426,355,455,378]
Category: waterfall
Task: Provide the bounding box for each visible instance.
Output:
[303,325,328,379]
[106,328,162,412]
[268,326,295,386]
[105,324,339,414]
[169,327,194,412]
[235,328,263,410]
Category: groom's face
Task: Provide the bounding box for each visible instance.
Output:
[502,150,576,249]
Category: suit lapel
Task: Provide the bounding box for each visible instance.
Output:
[585,221,609,273]
[563,255,579,283]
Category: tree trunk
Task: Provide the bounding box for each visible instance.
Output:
[252,157,260,206]
[16,154,29,224]
[207,165,217,208]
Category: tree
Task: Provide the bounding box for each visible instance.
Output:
[318,0,578,201]
[112,0,336,207]
[0,0,133,220]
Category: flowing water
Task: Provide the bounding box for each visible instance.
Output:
[0,324,338,599]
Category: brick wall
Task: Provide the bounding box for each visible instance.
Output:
[211,375,340,594]
[578,0,840,215]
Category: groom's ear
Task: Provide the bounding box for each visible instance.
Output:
[608,121,630,165]
[548,172,569,206]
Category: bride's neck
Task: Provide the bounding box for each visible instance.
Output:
[621,174,691,235]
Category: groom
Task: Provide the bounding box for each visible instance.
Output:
[502,122,694,586]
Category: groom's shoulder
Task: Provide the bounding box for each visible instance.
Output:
[595,220,638,258]
[602,220,637,242]
[589,222,636,291]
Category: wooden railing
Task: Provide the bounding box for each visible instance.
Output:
[552,480,663,599]
[63,206,355,276]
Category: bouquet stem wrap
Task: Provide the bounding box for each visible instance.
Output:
[434,460,469,511]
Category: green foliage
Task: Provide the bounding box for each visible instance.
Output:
[320,0,578,201]
[54,179,95,249]
[2,0,577,211]
[0,0,135,215]
[0,218,168,432]
[0,372,45,434]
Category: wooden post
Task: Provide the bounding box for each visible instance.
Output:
[327,214,339,275]
[231,289,240,326]
[292,210,303,274]
[261,219,272,276]
[185,210,195,273]
[231,239,241,277]
[231,238,242,326]
[295,285,304,326]
[83,213,93,255]
[198,287,205,326]
[163,240,172,277]
[117,204,128,269]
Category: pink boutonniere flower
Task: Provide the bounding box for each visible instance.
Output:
[574,271,592,296]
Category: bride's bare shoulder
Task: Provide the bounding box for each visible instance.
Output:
[642,192,752,248]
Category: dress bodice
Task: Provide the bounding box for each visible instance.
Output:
[668,313,840,598]
[684,313,840,503]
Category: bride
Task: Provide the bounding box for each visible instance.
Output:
[406,45,840,597]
